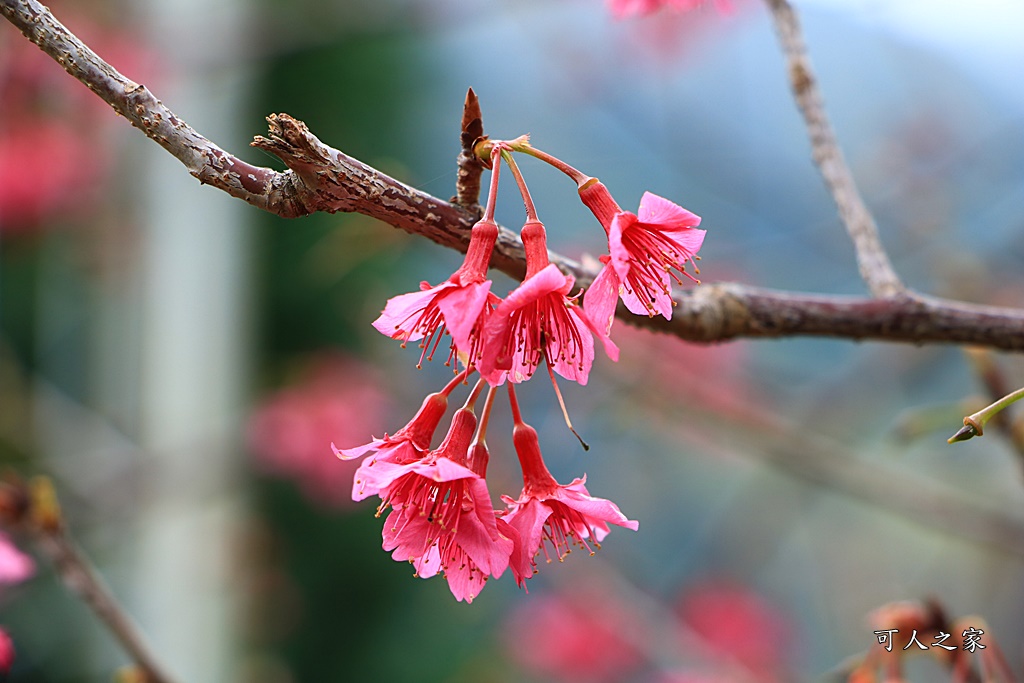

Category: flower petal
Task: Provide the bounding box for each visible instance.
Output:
[637,191,701,229]
[372,281,454,341]
[584,263,620,338]
[436,280,492,357]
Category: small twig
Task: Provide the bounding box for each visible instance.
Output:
[962,349,1024,459]
[0,478,179,683]
[35,530,181,683]
[453,87,486,213]
[765,0,905,299]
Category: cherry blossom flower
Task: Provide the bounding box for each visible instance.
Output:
[372,406,515,602]
[503,583,644,683]
[608,0,732,20]
[0,533,33,587]
[477,213,618,385]
[581,183,704,323]
[676,580,792,680]
[0,629,13,676]
[247,354,387,508]
[480,263,618,386]
[337,389,451,501]
[373,218,500,368]
[500,418,637,585]
[0,533,33,676]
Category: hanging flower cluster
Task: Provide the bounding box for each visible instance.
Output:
[335,136,705,602]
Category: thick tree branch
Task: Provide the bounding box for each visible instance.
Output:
[765,0,905,299]
[4,0,1024,352]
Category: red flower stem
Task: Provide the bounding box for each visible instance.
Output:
[481,147,502,222]
[441,367,472,397]
[462,377,487,411]
[507,382,524,426]
[500,149,539,223]
[472,385,499,445]
[516,144,589,186]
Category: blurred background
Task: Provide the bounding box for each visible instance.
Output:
[2,0,1024,681]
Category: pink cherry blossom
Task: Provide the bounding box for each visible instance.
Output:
[503,583,644,683]
[0,533,33,587]
[608,0,732,20]
[333,370,469,502]
[0,629,13,676]
[479,263,618,386]
[676,580,792,680]
[373,219,499,368]
[246,354,388,508]
[581,184,704,321]
[500,421,637,585]
[372,407,515,602]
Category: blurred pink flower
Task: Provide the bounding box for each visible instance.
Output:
[608,0,732,20]
[0,533,33,587]
[0,118,101,232]
[0,629,13,675]
[504,584,644,682]
[676,580,792,681]
[0,533,32,676]
[0,4,161,234]
[246,354,389,509]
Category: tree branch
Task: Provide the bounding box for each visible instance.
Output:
[765,0,905,299]
[4,0,1024,352]
[35,530,181,683]
[0,479,179,683]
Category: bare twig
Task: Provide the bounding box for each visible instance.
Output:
[0,479,179,683]
[5,0,1024,353]
[35,531,181,683]
[963,349,1024,458]
[765,0,905,299]
[453,87,486,213]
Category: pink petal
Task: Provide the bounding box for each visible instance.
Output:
[503,497,554,564]
[617,271,675,319]
[352,457,417,501]
[608,0,662,19]
[435,280,492,354]
[406,457,479,484]
[496,518,532,587]
[583,263,620,338]
[607,212,637,283]
[547,310,596,386]
[636,192,701,229]
[497,264,570,313]
[479,264,570,382]
[553,478,639,534]
[0,534,33,586]
[572,303,620,365]
[664,227,707,258]
[372,282,454,341]
[442,555,489,603]
[332,438,384,461]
